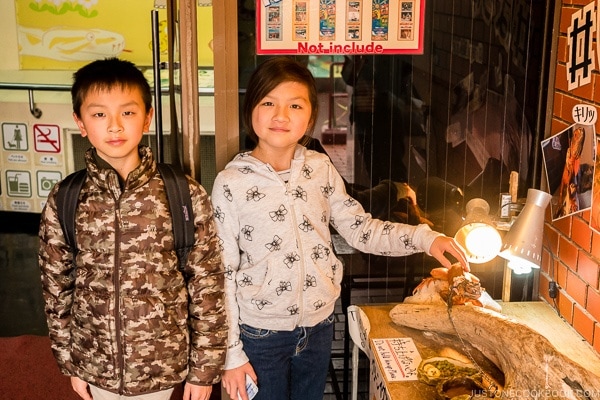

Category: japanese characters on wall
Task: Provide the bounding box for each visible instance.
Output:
[257,0,425,55]
[560,2,600,233]
[566,2,597,91]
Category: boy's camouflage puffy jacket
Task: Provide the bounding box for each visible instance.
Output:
[38,146,227,395]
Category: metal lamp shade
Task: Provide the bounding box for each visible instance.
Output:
[498,188,552,274]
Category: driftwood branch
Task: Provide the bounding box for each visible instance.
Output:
[389,303,600,399]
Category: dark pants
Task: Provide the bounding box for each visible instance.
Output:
[240,314,335,400]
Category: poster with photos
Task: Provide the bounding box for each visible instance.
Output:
[591,135,600,233]
[541,123,595,221]
[257,0,425,55]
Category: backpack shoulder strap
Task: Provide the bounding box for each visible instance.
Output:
[157,163,195,272]
[56,169,87,255]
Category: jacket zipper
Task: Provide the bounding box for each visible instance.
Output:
[114,200,124,394]
[282,168,305,327]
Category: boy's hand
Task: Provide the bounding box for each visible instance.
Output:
[429,236,470,272]
[222,362,257,400]
[183,382,212,400]
[71,376,92,400]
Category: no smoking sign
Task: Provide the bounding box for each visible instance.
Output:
[34,124,61,153]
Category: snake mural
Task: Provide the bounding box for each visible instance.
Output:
[17,25,125,61]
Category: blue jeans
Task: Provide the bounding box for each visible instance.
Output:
[240,314,335,400]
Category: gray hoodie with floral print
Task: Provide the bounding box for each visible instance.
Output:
[211,145,442,370]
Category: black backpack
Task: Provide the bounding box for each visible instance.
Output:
[56,163,195,273]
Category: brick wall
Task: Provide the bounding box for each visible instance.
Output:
[543,1,600,353]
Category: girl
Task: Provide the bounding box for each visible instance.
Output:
[212,57,468,400]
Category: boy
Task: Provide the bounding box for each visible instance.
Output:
[38,58,227,400]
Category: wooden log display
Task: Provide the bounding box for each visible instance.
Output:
[389,303,600,399]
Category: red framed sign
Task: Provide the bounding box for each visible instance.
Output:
[256,0,425,55]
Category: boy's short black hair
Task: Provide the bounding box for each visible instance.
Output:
[71,57,152,117]
[243,57,319,145]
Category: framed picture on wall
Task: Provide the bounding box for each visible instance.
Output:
[541,123,595,221]
[256,0,425,55]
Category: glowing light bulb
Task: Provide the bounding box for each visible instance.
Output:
[507,260,532,275]
[464,224,502,261]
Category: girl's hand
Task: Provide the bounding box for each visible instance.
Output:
[429,236,470,272]
[222,363,257,400]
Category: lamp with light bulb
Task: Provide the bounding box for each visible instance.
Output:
[454,198,503,264]
[498,188,552,274]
